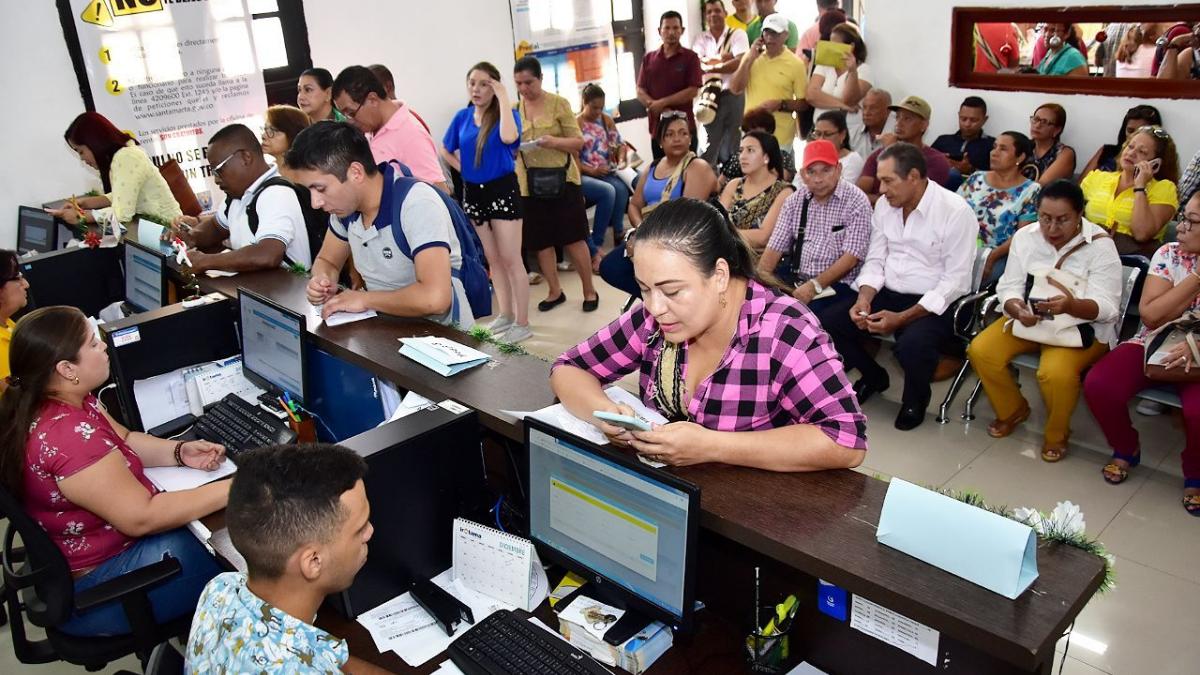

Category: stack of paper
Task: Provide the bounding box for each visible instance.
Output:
[144,461,236,492]
[398,337,491,376]
[356,568,514,667]
[324,309,377,327]
[557,595,673,673]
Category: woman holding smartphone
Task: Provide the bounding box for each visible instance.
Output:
[1079,125,1180,256]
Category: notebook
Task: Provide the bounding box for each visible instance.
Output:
[452,518,548,611]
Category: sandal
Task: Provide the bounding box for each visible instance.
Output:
[1041,441,1069,463]
[1184,493,1200,517]
[1101,450,1141,485]
[987,401,1030,439]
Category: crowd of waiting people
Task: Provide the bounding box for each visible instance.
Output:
[2,1,1200,669]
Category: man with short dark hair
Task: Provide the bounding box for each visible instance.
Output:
[172,124,311,273]
[332,66,448,193]
[932,96,995,178]
[366,63,396,100]
[186,443,373,673]
[856,95,951,203]
[637,11,703,159]
[287,122,474,327]
[694,0,749,166]
[818,142,976,431]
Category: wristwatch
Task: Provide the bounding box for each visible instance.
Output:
[810,279,826,294]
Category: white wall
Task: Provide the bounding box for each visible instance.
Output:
[0,3,99,248]
[860,0,1200,169]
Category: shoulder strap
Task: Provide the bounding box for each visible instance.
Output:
[790,195,813,281]
[1054,232,1109,269]
[244,175,297,236]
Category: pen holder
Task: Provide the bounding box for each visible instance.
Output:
[289,415,317,443]
[745,604,790,673]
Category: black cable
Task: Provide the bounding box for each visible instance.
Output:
[1056,621,1074,675]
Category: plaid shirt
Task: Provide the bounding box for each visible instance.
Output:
[1179,149,1200,217]
[766,180,873,285]
[553,280,868,450]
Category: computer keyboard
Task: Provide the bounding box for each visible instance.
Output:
[448,609,612,675]
[192,393,296,458]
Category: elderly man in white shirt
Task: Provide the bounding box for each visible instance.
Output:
[817,142,977,430]
[694,0,750,167]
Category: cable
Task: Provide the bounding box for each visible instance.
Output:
[1056,621,1074,675]
[292,402,337,441]
[168,424,195,440]
[492,495,505,532]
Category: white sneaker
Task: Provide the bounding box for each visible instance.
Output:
[504,324,533,344]
[486,315,514,334]
[556,261,572,271]
[1135,399,1165,416]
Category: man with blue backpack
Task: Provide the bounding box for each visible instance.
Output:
[287,122,491,329]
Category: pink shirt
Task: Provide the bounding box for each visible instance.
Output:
[23,395,157,571]
[369,103,446,185]
[797,22,820,55]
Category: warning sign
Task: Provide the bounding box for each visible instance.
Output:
[81,0,163,28]
[79,0,113,27]
[109,0,164,18]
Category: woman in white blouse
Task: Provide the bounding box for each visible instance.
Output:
[805,110,865,185]
[806,22,872,140]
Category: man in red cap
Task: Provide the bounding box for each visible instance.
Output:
[759,140,872,314]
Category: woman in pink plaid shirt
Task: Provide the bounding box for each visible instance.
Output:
[552,199,868,471]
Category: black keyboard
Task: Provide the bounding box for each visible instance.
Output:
[449,609,612,675]
[192,393,296,458]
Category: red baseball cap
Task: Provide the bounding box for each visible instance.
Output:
[802,140,840,169]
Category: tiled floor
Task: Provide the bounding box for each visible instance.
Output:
[4,265,1195,674]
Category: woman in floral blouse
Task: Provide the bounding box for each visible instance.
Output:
[0,306,229,635]
[957,130,1041,284]
[577,84,632,270]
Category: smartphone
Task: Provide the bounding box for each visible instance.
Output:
[1027,298,1053,320]
[593,411,653,432]
[1135,158,1162,179]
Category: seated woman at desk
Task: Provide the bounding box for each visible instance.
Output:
[553,199,867,472]
[0,306,229,636]
[47,112,183,228]
[0,249,30,387]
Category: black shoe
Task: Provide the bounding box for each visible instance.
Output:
[894,403,928,431]
[852,376,890,405]
[582,295,599,312]
[538,292,567,312]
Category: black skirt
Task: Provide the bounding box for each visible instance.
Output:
[521,182,589,250]
[462,173,523,222]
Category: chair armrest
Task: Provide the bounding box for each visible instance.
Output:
[74,556,182,612]
[950,290,995,339]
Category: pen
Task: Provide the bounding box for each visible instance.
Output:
[277,396,300,423]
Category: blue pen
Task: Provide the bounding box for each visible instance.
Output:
[282,391,299,413]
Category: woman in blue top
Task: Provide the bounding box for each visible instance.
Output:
[598,113,718,297]
[1036,23,1088,76]
[440,62,532,342]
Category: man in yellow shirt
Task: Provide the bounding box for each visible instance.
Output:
[0,250,31,383]
[726,0,754,32]
[729,13,808,148]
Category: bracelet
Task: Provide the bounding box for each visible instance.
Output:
[174,441,185,467]
[1133,187,1147,193]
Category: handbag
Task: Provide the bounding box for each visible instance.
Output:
[1143,312,1200,382]
[158,158,202,217]
[1004,239,1097,348]
[520,151,571,199]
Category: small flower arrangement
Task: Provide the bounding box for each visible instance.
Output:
[466,324,538,357]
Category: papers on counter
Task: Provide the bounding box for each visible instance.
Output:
[399,337,491,376]
[324,308,377,326]
[850,595,939,666]
[204,269,238,278]
[144,461,236,493]
[356,567,513,667]
[378,391,436,426]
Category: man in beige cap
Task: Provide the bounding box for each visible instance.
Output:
[855,95,951,204]
[730,12,809,148]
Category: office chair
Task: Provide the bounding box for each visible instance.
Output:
[0,483,190,672]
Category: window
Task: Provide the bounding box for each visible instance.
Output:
[612,0,646,120]
[250,0,314,105]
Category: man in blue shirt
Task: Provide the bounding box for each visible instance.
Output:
[186,444,373,673]
[931,96,995,187]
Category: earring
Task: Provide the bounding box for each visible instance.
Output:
[71,374,80,386]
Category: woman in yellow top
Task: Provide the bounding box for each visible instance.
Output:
[1079,125,1180,257]
[0,250,31,385]
[513,56,600,313]
[47,112,183,228]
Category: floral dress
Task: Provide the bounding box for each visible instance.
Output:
[957,172,1041,247]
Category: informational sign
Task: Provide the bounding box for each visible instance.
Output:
[64,0,269,209]
[509,0,619,111]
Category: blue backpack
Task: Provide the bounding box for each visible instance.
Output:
[386,162,493,322]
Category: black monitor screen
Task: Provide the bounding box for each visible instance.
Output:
[17,206,56,254]
[123,240,166,312]
[238,288,306,402]
[527,422,698,628]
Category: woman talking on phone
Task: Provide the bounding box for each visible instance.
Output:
[1079,125,1180,256]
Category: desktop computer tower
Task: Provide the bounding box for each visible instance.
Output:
[330,404,488,619]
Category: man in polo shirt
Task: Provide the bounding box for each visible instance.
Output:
[694,0,749,166]
[796,0,840,57]
[758,140,872,314]
[730,13,808,149]
[727,0,754,32]
[286,122,473,328]
[819,143,976,431]
[332,66,449,194]
[856,95,952,204]
[931,96,994,184]
[637,10,703,160]
[172,124,311,274]
[746,0,799,51]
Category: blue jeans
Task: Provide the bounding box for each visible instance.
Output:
[60,527,221,636]
[599,244,640,298]
[581,174,630,256]
[805,282,858,316]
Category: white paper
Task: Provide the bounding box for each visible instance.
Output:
[1148,346,1175,366]
[324,309,378,326]
[144,460,236,493]
[559,596,626,642]
[133,366,195,430]
[849,595,939,666]
[400,336,491,366]
[137,219,166,250]
[785,663,830,675]
[204,269,238,278]
[191,359,263,407]
[379,391,435,426]
[357,568,514,667]
[503,386,669,457]
[431,661,465,675]
[209,526,248,574]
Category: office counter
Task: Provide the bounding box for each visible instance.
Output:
[149,229,1100,674]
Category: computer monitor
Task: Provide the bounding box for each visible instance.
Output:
[17,206,57,254]
[237,287,307,403]
[123,239,167,312]
[21,247,124,318]
[525,418,700,638]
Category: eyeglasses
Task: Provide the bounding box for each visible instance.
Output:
[1037,213,1077,228]
[2,270,24,285]
[211,149,247,177]
[1178,216,1200,233]
[1029,115,1058,127]
[1137,125,1170,140]
[262,125,280,139]
[809,129,840,140]
[659,110,688,121]
[340,99,367,119]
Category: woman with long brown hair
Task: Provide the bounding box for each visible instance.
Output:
[440,62,532,342]
[0,306,229,635]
